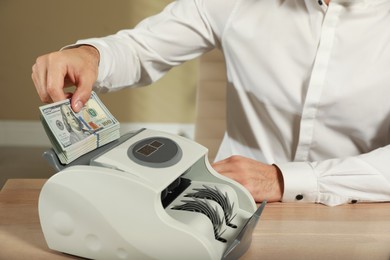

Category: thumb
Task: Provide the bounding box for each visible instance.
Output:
[71,80,94,113]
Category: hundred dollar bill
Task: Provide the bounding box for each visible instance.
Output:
[40,92,120,164]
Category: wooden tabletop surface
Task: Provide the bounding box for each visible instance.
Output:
[1,179,389,260]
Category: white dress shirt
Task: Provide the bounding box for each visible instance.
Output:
[76,0,390,206]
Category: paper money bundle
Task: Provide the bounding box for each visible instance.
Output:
[39,92,120,164]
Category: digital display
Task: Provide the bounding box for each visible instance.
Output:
[136,140,164,157]
[136,145,157,156]
[150,140,163,148]
[129,137,181,167]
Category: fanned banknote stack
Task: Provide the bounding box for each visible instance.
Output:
[39,92,120,164]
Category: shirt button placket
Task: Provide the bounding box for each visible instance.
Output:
[294,4,343,162]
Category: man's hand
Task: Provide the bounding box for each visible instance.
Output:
[212,155,284,202]
[31,45,99,112]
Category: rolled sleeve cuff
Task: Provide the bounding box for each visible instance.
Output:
[276,161,318,203]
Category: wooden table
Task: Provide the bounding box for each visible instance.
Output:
[1,179,389,260]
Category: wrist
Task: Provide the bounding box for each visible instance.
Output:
[272,164,284,201]
[78,45,100,65]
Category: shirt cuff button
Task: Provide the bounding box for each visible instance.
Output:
[295,194,304,201]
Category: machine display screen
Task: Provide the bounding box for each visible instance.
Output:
[128,137,182,167]
[136,140,163,157]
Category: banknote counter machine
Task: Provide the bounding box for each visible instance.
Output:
[39,128,266,260]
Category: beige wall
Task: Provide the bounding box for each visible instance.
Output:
[0,0,197,123]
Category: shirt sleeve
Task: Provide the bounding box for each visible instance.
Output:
[72,0,237,92]
[277,146,390,206]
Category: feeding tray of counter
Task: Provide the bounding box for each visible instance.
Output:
[39,128,266,260]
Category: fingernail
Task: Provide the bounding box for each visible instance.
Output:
[74,101,83,112]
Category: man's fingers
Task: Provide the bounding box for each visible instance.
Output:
[32,57,51,103]
[211,160,228,174]
[33,52,68,103]
[71,76,94,112]
[32,46,99,111]
[212,155,245,174]
[69,47,99,112]
[46,53,69,102]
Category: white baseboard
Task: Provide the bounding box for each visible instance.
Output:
[0,120,194,147]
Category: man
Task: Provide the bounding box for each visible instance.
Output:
[32,0,390,206]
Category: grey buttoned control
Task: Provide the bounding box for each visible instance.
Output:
[127,137,182,168]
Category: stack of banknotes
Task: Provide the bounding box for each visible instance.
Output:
[40,92,120,164]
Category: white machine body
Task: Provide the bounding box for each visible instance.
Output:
[38,129,262,260]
